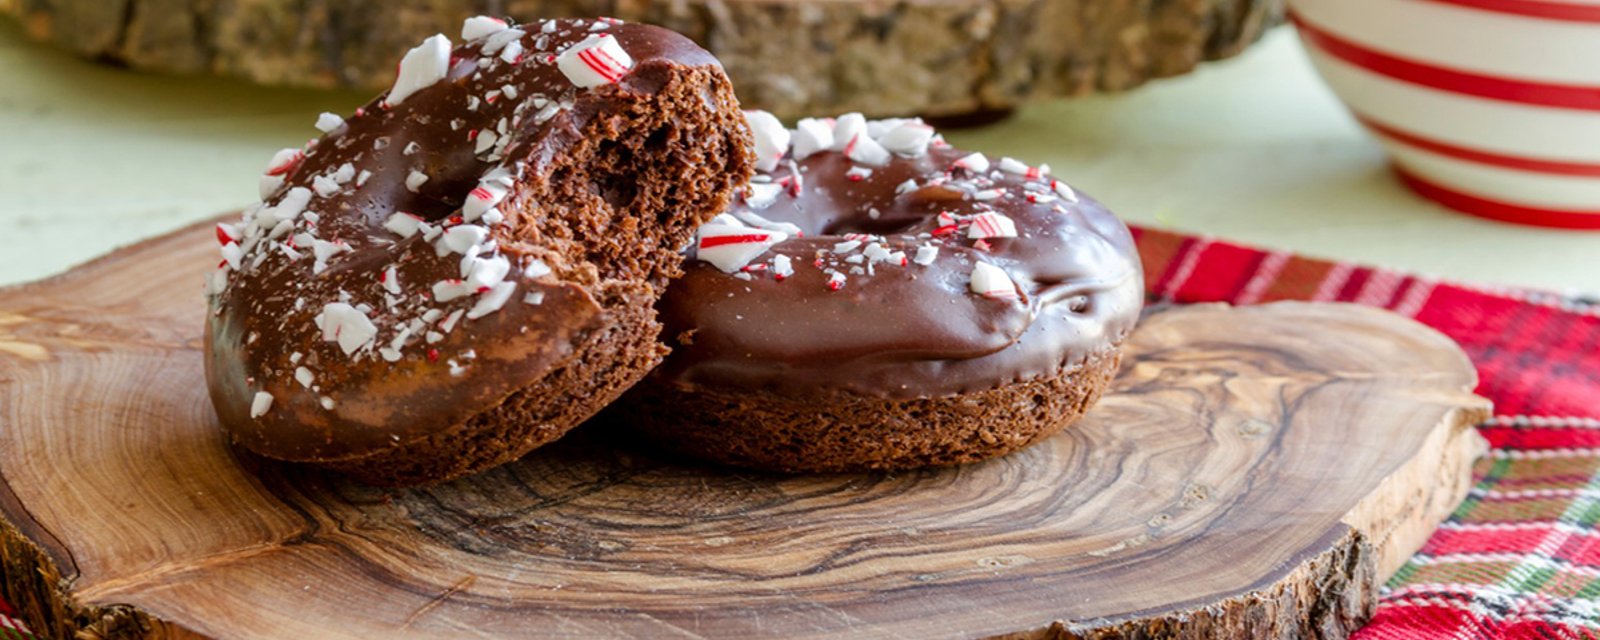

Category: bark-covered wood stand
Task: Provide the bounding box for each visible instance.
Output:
[0,218,1488,639]
[0,0,1281,119]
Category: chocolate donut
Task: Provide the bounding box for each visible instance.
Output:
[616,113,1143,472]
[204,17,753,486]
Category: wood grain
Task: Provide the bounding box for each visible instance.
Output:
[0,0,1281,120]
[0,217,1488,639]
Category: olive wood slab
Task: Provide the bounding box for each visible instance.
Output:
[0,217,1488,639]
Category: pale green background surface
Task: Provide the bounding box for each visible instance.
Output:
[1,21,1595,293]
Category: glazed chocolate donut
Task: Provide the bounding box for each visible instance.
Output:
[204,17,753,486]
[616,113,1144,472]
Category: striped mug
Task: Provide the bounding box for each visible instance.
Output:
[1290,0,1600,229]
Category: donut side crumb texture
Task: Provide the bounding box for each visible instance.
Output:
[615,349,1122,472]
[323,288,664,485]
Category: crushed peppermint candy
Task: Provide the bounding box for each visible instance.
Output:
[1052,179,1080,202]
[464,169,513,221]
[318,302,379,355]
[695,217,788,273]
[772,254,795,279]
[381,265,402,295]
[914,244,939,266]
[967,212,1018,239]
[467,281,517,319]
[384,212,423,238]
[830,113,867,152]
[744,110,791,172]
[405,170,429,192]
[970,262,1019,300]
[843,133,890,167]
[295,366,315,388]
[315,112,345,133]
[743,182,783,210]
[791,118,834,160]
[953,152,990,173]
[442,225,490,255]
[250,391,274,419]
[557,34,634,88]
[386,34,452,106]
[878,121,934,156]
[461,15,510,41]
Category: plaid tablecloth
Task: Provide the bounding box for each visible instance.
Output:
[2,226,1596,639]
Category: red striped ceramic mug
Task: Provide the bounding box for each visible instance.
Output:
[1290,0,1600,229]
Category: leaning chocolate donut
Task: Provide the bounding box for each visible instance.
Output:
[204,17,753,486]
[615,113,1143,472]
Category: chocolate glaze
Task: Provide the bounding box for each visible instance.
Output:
[206,20,726,462]
[656,142,1144,399]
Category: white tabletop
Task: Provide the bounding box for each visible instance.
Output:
[2,22,1595,294]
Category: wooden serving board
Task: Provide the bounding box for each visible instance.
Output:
[1,0,1280,120]
[0,218,1488,639]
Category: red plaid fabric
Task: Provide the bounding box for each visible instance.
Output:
[1,226,1595,638]
[1135,227,1600,640]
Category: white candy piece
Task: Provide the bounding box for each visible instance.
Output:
[467,281,517,319]
[315,112,345,133]
[524,259,552,279]
[772,254,795,279]
[729,207,802,236]
[266,187,312,224]
[463,255,511,291]
[998,157,1031,175]
[258,174,285,199]
[463,171,513,221]
[500,39,524,64]
[295,366,315,388]
[382,265,402,295]
[482,28,526,55]
[970,262,1019,300]
[878,121,935,156]
[442,225,490,255]
[249,391,274,418]
[845,133,891,167]
[405,170,430,192]
[914,244,939,266]
[461,16,510,41]
[953,152,990,173]
[384,212,423,238]
[744,110,790,172]
[695,221,788,273]
[263,147,303,176]
[318,302,379,355]
[743,182,783,210]
[432,280,474,302]
[556,34,634,88]
[830,113,867,152]
[312,174,342,198]
[790,118,834,160]
[219,242,243,270]
[387,34,452,106]
[1052,179,1080,202]
[967,212,1018,239]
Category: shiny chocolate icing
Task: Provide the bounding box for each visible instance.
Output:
[205,19,725,462]
[656,132,1144,399]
